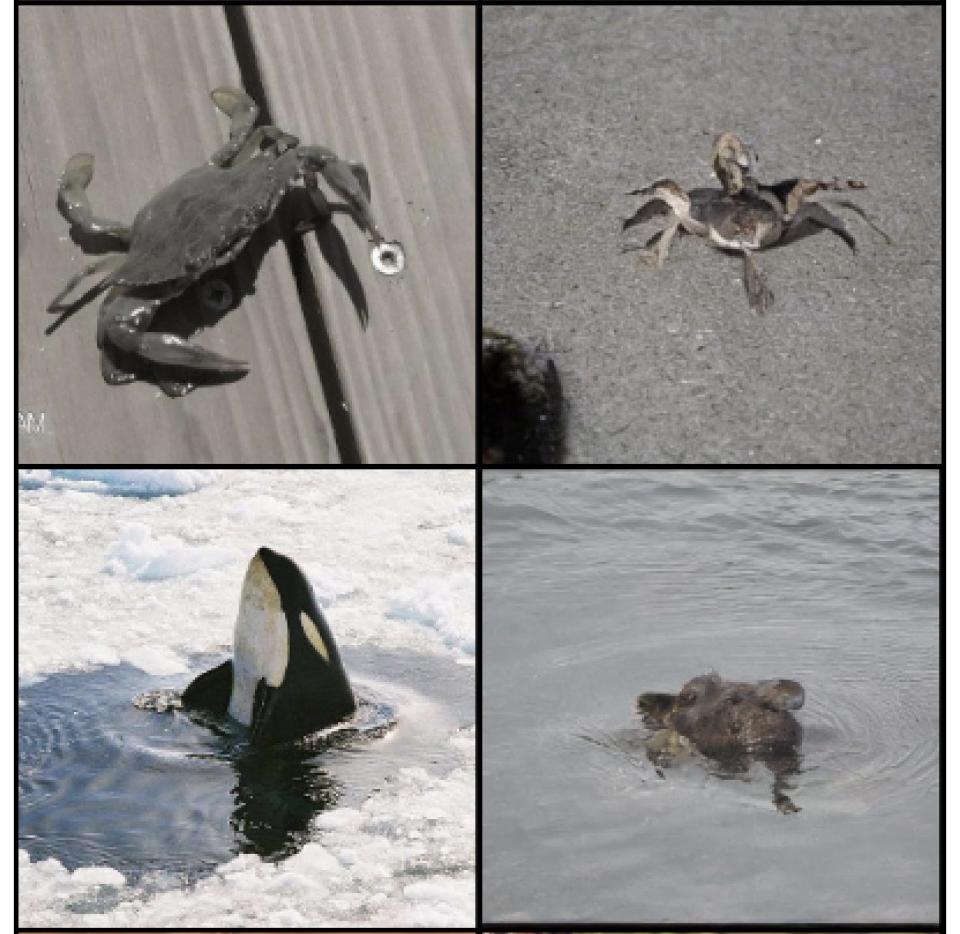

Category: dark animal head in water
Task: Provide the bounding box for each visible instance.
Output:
[637,672,804,758]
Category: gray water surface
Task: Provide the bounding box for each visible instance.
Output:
[482,470,939,923]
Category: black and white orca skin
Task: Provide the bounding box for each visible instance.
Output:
[182,547,356,745]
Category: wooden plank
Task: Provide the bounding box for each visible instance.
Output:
[18,6,352,463]
[244,5,477,463]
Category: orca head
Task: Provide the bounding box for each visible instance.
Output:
[183,547,356,745]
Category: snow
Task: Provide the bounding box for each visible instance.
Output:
[120,646,189,677]
[17,469,475,927]
[386,574,475,657]
[19,469,218,497]
[103,521,238,581]
[71,866,128,887]
[445,523,474,547]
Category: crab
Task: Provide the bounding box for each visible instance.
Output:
[620,133,879,312]
[48,86,406,396]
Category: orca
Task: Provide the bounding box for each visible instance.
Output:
[182,547,356,745]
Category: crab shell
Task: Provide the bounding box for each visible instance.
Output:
[111,149,306,288]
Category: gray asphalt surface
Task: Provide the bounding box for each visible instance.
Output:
[483,5,941,463]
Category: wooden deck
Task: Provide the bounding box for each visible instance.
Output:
[18,6,475,464]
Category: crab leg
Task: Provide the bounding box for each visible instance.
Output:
[56,153,132,244]
[297,146,404,275]
[779,202,857,252]
[298,172,334,230]
[297,146,378,238]
[47,253,125,315]
[208,86,260,167]
[318,156,384,244]
[622,216,682,268]
[232,126,300,164]
[766,177,859,218]
[830,199,893,244]
[622,196,669,232]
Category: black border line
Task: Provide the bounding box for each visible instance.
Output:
[15,465,479,931]
[477,465,943,930]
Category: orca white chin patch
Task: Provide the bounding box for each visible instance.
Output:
[228,553,289,726]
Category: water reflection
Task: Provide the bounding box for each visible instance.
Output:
[19,661,395,878]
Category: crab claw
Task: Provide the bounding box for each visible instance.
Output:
[134,334,250,373]
[321,157,380,233]
[102,293,250,374]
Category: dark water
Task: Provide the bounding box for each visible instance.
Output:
[19,646,472,883]
[482,470,939,924]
